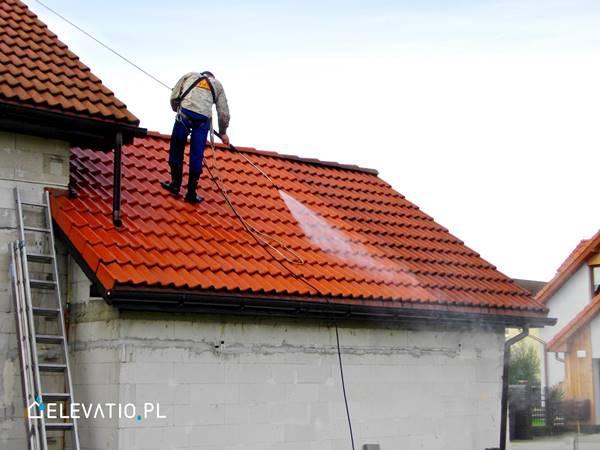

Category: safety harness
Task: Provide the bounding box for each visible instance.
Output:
[175,71,217,128]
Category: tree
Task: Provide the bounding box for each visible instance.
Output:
[509,342,540,384]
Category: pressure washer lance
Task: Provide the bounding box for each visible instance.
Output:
[214,130,279,188]
[203,125,304,265]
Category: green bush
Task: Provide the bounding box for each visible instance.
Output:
[509,342,540,384]
[549,384,565,402]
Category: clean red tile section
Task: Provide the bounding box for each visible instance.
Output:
[547,293,600,352]
[0,0,139,125]
[51,132,549,319]
[535,230,600,304]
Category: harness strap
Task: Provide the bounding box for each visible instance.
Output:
[176,72,218,126]
[177,72,217,105]
[201,71,218,105]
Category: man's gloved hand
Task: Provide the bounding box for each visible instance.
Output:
[220,133,230,146]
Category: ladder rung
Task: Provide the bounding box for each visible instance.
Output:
[32,307,60,317]
[23,226,51,233]
[21,201,46,208]
[27,253,54,263]
[29,279,57,289]
[42,393,71,402]
[36,334,64,344]
[45,422,73,430]
[38,363,66,373]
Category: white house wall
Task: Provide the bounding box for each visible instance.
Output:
[67,263,506,450]
[0,131,70,450]
[590,315,600,359]
[540,264,593,388]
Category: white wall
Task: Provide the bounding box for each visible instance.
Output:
[0,131,70,450]
[590,315,600,359]
[540,264,593,388]
[67,269,506,450]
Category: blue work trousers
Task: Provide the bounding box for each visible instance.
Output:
[169,108,210,179]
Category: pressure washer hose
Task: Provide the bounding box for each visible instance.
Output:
[205,126,356,450]
[204,127,304,265]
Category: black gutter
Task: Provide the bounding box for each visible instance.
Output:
[499,328,529,450]
[105,287,556,328]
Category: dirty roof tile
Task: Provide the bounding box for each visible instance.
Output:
[51,132,549,321]
[0,0,138,125]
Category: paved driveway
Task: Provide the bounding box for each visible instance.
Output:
[511,433,600,449]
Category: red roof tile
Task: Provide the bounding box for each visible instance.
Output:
[51,133,550,321]
[535,230,600,304]
[0,0,138,125]
[547,293,600,352]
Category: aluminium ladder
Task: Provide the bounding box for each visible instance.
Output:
[9,188,80,450]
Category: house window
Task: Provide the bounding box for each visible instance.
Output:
[593,266,600,295]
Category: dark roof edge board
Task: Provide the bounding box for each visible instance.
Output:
[0,101,146,149]
[146,131,380,176]
[105,287,556,328]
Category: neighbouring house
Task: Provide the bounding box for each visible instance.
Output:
[536,230,600,425]
[514,279,546,298]
[0,1,555,450]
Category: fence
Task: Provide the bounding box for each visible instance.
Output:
[508,383,590,439]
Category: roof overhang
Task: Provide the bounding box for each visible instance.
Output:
[536,230,600,304]
[0,101,146,149]
[105,286,557,328]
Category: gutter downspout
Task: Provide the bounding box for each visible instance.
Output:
[500,327,529,450]
[112,132,123,227]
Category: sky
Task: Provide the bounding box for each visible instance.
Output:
[27,0,600,281]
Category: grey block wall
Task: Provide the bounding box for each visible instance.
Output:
[67,269,505,450]
[0,130,70,450]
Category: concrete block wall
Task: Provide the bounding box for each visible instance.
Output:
[69,280,505,450]
[0,130,70,449]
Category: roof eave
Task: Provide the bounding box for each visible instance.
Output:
[0,101,146,149]
[105,286,557,328]
[536,230,600,304]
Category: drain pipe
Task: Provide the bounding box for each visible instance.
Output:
[500,326,529,450]
[112,132,123,227]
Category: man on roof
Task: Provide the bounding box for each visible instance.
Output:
[161,71,230,204]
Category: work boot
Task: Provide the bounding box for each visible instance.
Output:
[184,173,204,204]
[160,165,182,196]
